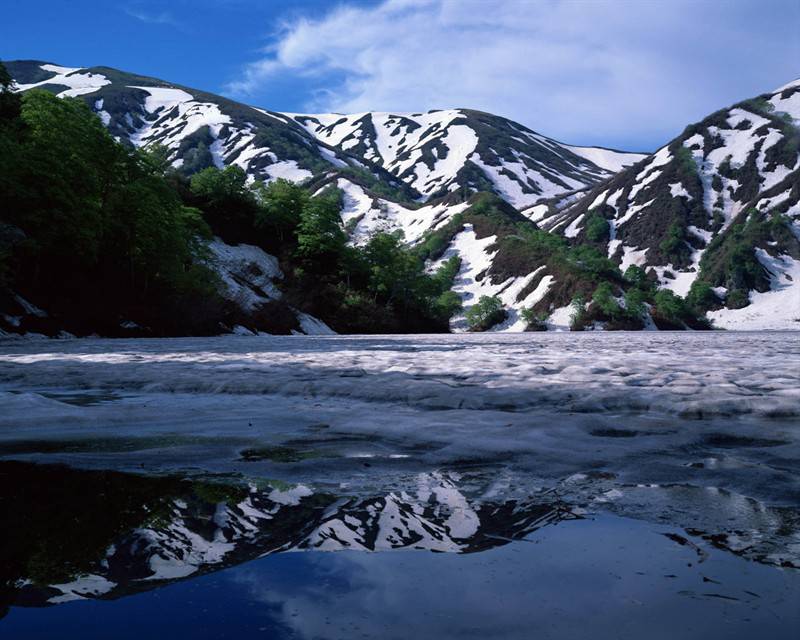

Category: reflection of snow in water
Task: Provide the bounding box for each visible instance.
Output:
[233,514,800,640]
[1,333,799,612]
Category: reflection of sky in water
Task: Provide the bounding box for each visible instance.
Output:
[5,515,798,640]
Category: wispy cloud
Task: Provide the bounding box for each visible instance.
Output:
[226,0,800,150]
[124,6,184,29]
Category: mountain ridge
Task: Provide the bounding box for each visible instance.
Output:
[3,59,799,334]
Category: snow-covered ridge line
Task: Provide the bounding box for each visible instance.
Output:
[557,143,648,173]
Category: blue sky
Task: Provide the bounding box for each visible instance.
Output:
[2,0,798,151]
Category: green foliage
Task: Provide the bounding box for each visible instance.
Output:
[740,96,774,115]
[433,290,463,321]
[592,281,621,317]
[415,214,464,261]
[337,166,413,202]
[698,212,778,308]
[653,289,687,322]
[674,146,697,177]
[189,165,259,242]
[0,60,21,121]
[521,306,548,330]
[295,187,347,264]
[623,265,651,290]
[0,61,11,89]
[659,220,686,261]
[569,292,587,329]
[726,289,749,309]
[254,178,309,241]
[0,88,221,335]
[686,280,717,312]
[623,287,647,320]
[585,212,610,243]
[563,245,620,281]
[465,295,505,331]
[513,224,569,256]
[432,255,461,291]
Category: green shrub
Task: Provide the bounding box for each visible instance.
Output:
[465,295,506,331]
[623,265,653,292]
[686,280,717,312]
[592,281,621,317]
[563,245,620,281]
[727,288,750,309]
[653,289,687,322]
[585,212,610,243]
[675,146,697,177]
[659,220,686,261]
[569,292,587,330]
[521,306,548,330]
[623,287,647,320]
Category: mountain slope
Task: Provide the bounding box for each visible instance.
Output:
[543,79,800,329]
[7,60,364,184]
[7,60,638,211]
[5,59,797,332]
[291,109,645,207]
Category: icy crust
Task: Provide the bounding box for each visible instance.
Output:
[1,335,799,590]
[0,333,798,419]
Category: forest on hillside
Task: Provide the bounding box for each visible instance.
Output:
[0,61,712,337]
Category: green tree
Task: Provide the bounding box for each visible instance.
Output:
[623,265,651,290]
[433,290,462,321]
[465,295,505,331]
[592,281,620,317]
[686,280,717,312]
[623,287,647,320]
[190,165,259,241]
[585,212,610,243]
[569,292,587,329]
[0,87,221,335]
[659,220,686,260]
[521,306,548,330]
[254,178,309,241]
[564,245,619,281]
[653,289,687,322]
[0,60,21,122]
[295,188,346,264]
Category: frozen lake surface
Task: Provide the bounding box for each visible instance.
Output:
[0,333,798,638]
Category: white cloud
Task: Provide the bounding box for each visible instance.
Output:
[124,7,183,29]
[227,0,800,150]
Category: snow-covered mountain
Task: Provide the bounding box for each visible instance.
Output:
[6,59,799,332]
[290,109,644,206]
[6,61,644,210]
[543,78,800,329]
[8,470,576,608]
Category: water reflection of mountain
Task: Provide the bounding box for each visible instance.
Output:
[0,462,578,614]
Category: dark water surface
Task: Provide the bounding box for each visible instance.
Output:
[1,334,799,638]
[3,510,797,640]
[0,462,798,640]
